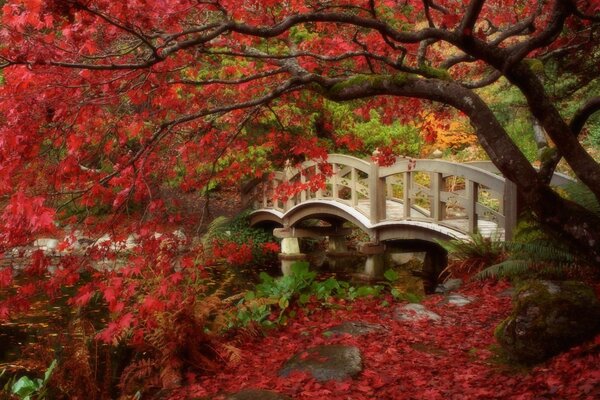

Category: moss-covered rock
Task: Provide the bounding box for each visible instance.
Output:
[495,280,600,364]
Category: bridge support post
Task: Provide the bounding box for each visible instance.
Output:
[279,237,306,276]
[358,242,386,278]
[422,245,448,294]
[326,234,356,269]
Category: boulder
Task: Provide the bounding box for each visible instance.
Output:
[393,303,441,322]
[495,280,600,364]
[279,345,362,381]
[444,293,474,307]
[324,321,386,337]
[434,278,463,294]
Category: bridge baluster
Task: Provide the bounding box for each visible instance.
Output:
[466,179,479,234]
[332,163,339,200]
[403,171,412,218]
[432,172,444,221]
[300,173,307,202]
[351,167,358,206]
[369,160,386,223]
[284,162,294,212]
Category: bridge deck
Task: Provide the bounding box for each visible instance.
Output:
[353,199,503,240]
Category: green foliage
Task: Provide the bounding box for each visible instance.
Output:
[383,268,422,303]
[235,262,388,327]
[437,233,506,279]
[205,211,279,266]
[504,118,538,162]
[326,102,423,157]
[476,198,598,281]
[585,123,600,148]
[5,360,57,400]
[563,182,600,216]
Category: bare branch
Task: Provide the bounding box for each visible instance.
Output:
[461,70,502,89]
[570,97,600,135]
[169,68,286,86]
[459,0,486,35]
[503,0,572,70]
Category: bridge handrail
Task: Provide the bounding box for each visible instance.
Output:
[251,154,520,239]
[464,160,576,187]
[379,159,506,193]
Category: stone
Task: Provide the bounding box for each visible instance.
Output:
[393,303,441,322]
[389,252,416,266]
[495,280,600,364]
[434,278,463,294]
[226,389,292,400]
[444,293,474,307]
[324,321,386,337]
[279,345,362,381]
[33,238,58,252]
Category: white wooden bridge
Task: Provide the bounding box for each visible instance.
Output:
[248,153,572,282]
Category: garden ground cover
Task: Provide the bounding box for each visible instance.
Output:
[174,280,600,400]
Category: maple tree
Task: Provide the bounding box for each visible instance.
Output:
[0,0,599,395]
[0,0,598,260]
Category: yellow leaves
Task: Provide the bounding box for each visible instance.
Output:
[420,112,477,151]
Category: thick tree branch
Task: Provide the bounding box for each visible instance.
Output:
[539,97,600,182]
[460,0,486,35]
[461,70,502,88]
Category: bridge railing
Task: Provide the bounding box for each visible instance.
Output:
[250,154,518,239]
[378,159,514,239]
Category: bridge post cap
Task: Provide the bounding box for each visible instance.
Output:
[357,242,386,255]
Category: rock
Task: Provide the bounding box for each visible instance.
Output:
[431,149,443,158]
[390,252,416,266]
[443,293,474,307]
[393,303,441,322]
[324,321,386,337]
[33,238,58,253]
[226,389,292,400]
[495,280,600,364]
[434,278,462,294]
[279,345,362,381]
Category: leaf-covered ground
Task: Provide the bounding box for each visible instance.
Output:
[174,280,600,399]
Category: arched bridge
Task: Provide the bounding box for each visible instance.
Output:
[248,153,572,282]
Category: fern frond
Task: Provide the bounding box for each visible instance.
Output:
[201,215,230,247]
[506,241,575,263]
[475,260,530,280]
[118,358,160,394]
[563,182,600,216]
[217,343,243,366]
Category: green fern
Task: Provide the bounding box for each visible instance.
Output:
[436,233,506,278]
[563,182,600,216]
[201,215,230,248]
[476,229,591,281]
